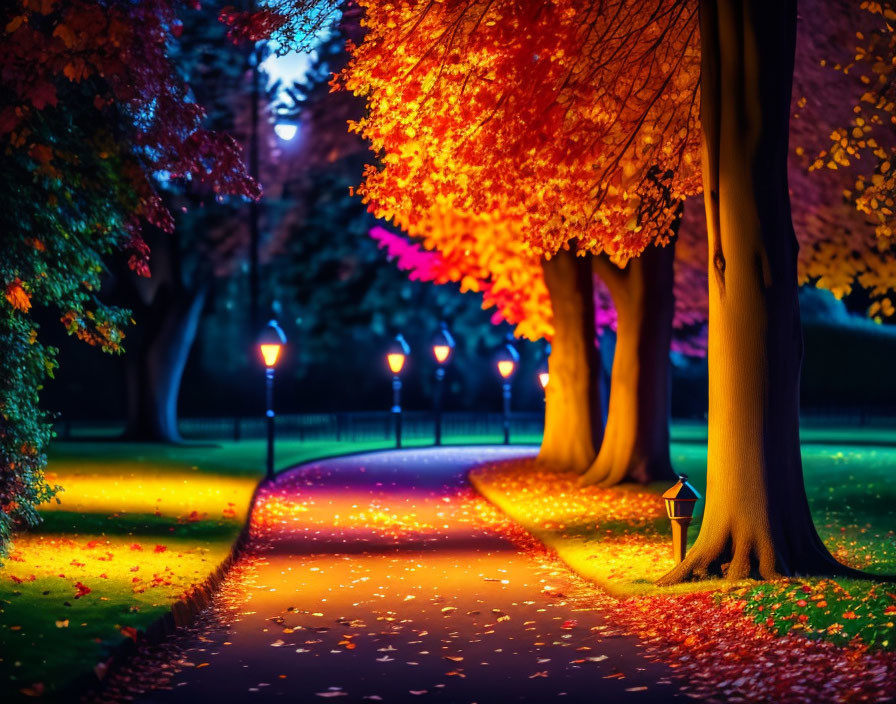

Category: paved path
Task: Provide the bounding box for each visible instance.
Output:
[131,447,682,703]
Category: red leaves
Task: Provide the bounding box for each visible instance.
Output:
[120,626,138,641]
[27,81,57,109]
[74,581,91,598]
[218,6,287,42]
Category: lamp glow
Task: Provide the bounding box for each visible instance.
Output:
[386,334,411,449]
[260,343,282,368]
[274,123,298,141]
[538,371,550,389]
[433,344,451,363]
[497,360,516,379]
[257,320,287,481]
[430,322,455,446]
[387,352,406,374]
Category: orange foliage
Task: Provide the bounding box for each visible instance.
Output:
[4,278,31,312]
[342,0,702,264]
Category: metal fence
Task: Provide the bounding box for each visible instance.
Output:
[51,407,896,442]
[179,411,546,442]
[53,411,547,443]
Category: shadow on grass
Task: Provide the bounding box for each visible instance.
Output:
[33,511,243,541]
[556,516,670,541]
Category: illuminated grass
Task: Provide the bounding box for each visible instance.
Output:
[471,431,896,648]
[0,434,541,698]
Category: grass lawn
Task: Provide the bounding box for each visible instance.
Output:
[0,433,541,699]
[470,426,896,650]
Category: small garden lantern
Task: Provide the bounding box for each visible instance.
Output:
[496,342,520,445]
[258,319,286,480]
[431,322,456,445]
[662,474,701,564]
[387,334,411,448]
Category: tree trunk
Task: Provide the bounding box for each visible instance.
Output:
[581,242,678,487]
[124,282,209,443]
[537,249,602,472]
[659,0,848,583]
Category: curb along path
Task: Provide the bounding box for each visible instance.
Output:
[115,447,683,703]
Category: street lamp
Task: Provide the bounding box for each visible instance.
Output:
[387,334,410,448]
[431,322,455,445]
[258,319,286,481]
[496,342,519,445]
[273,110,299,141]
[662,474,701,564]
[538,344,550,393]
[273,122,298,141]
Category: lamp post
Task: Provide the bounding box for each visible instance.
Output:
[431,322,455,445]
[496,342,519,445]
[258,320,286,481]
[273,110,299,141]
[538,344,550,397]
[387,334,410,448]
[662,474,701,564]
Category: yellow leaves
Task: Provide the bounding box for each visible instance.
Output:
[867,298,895,317]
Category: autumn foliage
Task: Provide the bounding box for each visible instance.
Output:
[342,0,702,263]
[0,0,258,553]
[793,0,896,318]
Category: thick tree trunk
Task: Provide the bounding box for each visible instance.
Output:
[124,283,209,443]
[659,0,849,583]
[537,249,602,472]
[580,242,678,487]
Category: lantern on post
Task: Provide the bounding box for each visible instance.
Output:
[495,342,519,445]
[258,320,286,481]
[431,322,455,446]
[662,474,701,564]
[386,334,410,448]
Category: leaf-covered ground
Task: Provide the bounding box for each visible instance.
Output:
[97,447,683,703]
[97,445,895,704]
[468,432,896,701]
[1,436,540,700]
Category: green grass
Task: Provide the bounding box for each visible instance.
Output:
[472,428,896,649]
[4,426,894,700]
[0,433,541,699]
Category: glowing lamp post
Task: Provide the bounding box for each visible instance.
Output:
[662,474,701,564]
[537,357,549,396]
[258,320,286,481]
[431,322,455,446]
[496,343,519,445]
[273,111,299,141]
[387,334,410,448]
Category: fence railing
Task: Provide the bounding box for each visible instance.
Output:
[51,407,896,442]
[53,411,548,443]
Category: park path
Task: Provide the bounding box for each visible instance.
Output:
[127,447,682,703]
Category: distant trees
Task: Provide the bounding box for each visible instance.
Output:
[0,0,256,551]
[340,0,702,482]
[117,0,286,442]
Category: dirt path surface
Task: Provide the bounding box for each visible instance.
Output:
[123,447,683,703]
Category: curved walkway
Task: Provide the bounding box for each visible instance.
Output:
[130,447,682,703]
